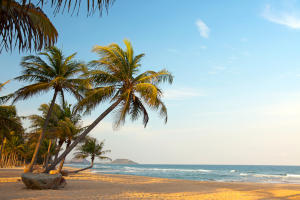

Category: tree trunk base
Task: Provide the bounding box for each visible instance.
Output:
[21,173,66,189]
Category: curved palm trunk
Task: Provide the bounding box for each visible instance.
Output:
[26,90,58,173]
[43,139,52,168]
[53,139,63,163]
[45,99,121,173]
[69,157,94,173]
[57,158,65,173]
[57,141,71,173]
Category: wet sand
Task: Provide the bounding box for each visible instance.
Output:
[1,168,300,199]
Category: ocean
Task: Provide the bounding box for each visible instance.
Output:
[66,164,300,184]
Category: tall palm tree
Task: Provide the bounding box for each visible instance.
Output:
[70,137,111,173]
[12,46,87,172]
[0,0,58,52]
[46,39,173,172]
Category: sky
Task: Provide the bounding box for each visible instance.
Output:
[2,0,300,165]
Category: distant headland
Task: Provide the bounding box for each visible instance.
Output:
[110,159,138,165]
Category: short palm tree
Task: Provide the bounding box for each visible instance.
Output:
[28,103,63,168]
[0,105,23,163]
[47,39,173,172]
[56,115,83,172]
[30,102,83,170]
[3,134,25,167]
[71,137,111,173]
[0,81,23,164]
[12,46,87,172]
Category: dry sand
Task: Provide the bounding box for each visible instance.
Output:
[1,167,300,199]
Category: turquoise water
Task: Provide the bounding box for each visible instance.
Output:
[66,164,300,184]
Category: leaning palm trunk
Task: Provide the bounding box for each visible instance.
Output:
[26,90,58,172]
[69,158,94,173]
[43,139,52,168]
[57,158,65,173]
[53,139,63,163]
[57,141,71,173]
[46,99,121,173]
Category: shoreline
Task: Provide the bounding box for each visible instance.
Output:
[1,168,300,199]
[66,164,300,185]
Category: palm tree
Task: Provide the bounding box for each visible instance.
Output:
[3,134,25,167]
[1,0,114,52]
[40,138,56,167]
[46,39,173,172]
[0,80,23,165]
[70,137,111,173]
[12,46,87,172]
[0,105,23,165]
[29,102,83,171]
[28,103,62,168]
[0,0,58,52]
[56,114,83,172]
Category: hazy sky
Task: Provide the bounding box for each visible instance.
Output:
[2,0,300,165]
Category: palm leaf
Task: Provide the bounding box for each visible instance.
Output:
[0,0,58,52]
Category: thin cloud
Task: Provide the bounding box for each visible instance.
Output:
[262,4,300,29]
[163,88,205,100]
[196,19,210,38]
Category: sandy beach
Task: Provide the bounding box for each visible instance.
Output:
[1,168,300,199]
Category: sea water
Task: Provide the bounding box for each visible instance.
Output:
[66,164,300,184]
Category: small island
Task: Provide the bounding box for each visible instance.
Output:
[110,159,138,165]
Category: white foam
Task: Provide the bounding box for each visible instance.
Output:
[286,174,300,178]
[122,167,213,173]
[253,174,283,178]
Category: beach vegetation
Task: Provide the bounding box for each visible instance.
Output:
[11,46,87,172]
[27,103,83,170]
[0,105,24,167]
[0,40,172,184]
[70,137,111,173]
[46,39,173,172]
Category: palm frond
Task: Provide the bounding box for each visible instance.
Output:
[80,40,173,128]
[12,82,52,103]
[0,0,58,52]
[76,86,115,114]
